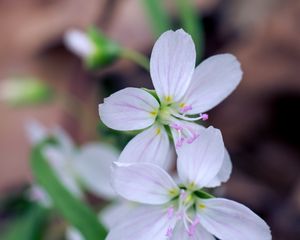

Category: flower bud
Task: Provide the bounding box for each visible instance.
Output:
[64,27,121,69]
[0,77,52,106]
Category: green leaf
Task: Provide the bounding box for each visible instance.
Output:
[30,140,108,240]
[2,204,48,240]
[142,0,171,36]
[194,190,214,199]
[86,27,121,69]
[175,0,205,62]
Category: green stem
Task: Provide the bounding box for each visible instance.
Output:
[142,0,171,37]
[121,48,150,71]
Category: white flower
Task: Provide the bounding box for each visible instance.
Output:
[66,201,135,240]
[108,126,271,240]
[27,184,52,208]
[99,29,242,168]
[25,120,118,199]
[26,120,136,240]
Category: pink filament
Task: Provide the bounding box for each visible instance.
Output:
[180,105,193,113]
[166,227,173,237]
[188,218,200,236]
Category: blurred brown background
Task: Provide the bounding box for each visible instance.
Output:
[0,0,300,239]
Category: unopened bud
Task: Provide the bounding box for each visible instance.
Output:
[64,27,121,69]
[0,77,52,106]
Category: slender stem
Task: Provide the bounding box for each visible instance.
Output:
[120,48,150,71]
[142,0,171,37]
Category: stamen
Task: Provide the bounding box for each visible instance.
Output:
[167,207,174,219]
[170,123,185,147]
[171,111,202,122]
[165,227,173,237]
[188,218,200,236]
[171,110,209,122]
[170,122,200,147]
[184,128,199,144]
[180,105,192,114]
[176,137,185,148]
[200,113,209,121]
[170,123,183,131]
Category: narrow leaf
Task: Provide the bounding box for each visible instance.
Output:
[3,204,48,240]
[30,141,107,240]
[142,0,171,36]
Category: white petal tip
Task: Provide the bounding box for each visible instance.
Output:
[63,29,94,58]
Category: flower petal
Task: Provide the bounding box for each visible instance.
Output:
[177,126,225,189]
[171,221,215,240]
[66,227,84,240]
[99,200,135,230]
[112,162,178,204]
[118,125,173,169]
[150,29,196,102]
[106,205,176,240]
[52,127,75,154]
[205,148,232,188]
[64,29,94,58]
[24,119,48,145]
[73,143,119,199]
[197,198,271,240]
[99,87,159,131]
[28,185,51,208]
[183,54,243,114]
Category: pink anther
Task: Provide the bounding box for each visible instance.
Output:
[180,105,193,113]
[201,113,209,121]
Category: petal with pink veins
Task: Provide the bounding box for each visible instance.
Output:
[150,29,196,103]
[99,87,159,131]
[183,54,242,114]
[176,126,225,189]
[106,205,176,240]
[112,162,179,204]
[118,124,172,169]
[197,198,271,240]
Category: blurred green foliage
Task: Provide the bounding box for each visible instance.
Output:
[142,0,172,36]
[143,0,204,61]
[30,139,107,240]
[97,122,135,151]
[2,203,48,240]
[0,78,53,107]
[86,27,121,70]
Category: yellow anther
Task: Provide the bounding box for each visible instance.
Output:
[188,182,196,190]
[150,109,158,116]
[179,102,185,108]
[198,203,206,209]
[164,96,173,103]
[184,194,193,204]
[168,188,179,196]
[156,128,161,135]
